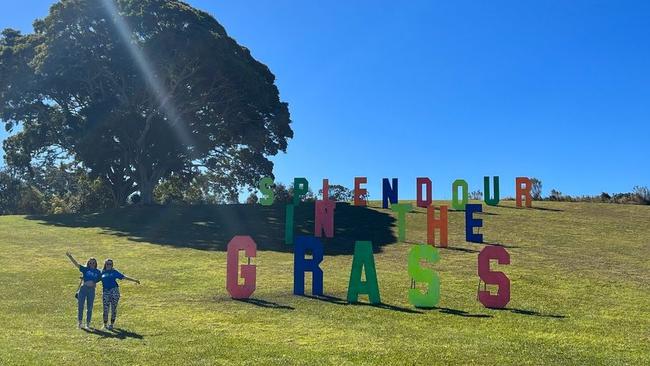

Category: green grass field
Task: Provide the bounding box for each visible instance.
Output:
[1,200,649,365]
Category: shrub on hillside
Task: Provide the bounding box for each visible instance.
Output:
[268,182,315,204]
[273,183,292,204]
[548,189,564,201]
[530,178,542,200]
[17,186,46,214]
[544,186,650,205]
[246,193,259,204]
[0,165,114,215]
[633,186,650,204]
[319,184,354,202]
[470,190,483,200]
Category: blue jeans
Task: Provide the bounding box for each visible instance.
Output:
[77,285,96,323]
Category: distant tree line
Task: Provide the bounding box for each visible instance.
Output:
[499,178,650,205]
[544,186,650,205]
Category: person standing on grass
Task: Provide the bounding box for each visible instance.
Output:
[66,252,101,329]
[101,258,140,330]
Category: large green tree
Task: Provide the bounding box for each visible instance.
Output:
[0,0,292,205]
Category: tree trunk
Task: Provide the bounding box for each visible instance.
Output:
[115,189,130,208]
[105,178,129,208]
[136,159,163,205]
[104,173,136,208]
[139,179,155,205]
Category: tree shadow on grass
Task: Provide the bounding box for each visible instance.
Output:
[303,294,423,314]
[26,202,397,256]
[82,327,144,340]
[491,307,566,318]
[233,298,294,310]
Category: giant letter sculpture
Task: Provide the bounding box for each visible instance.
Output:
[285,204,294,245]
[452,179,469,210]
[354,177,368,206]
[347,241,381,304]
[293,177,309,206]
[391,203,412,242]
[322,178,329,200]
[293,236,324,296]
[315,200,336,238]
[465,204,483,243]
[484,176,500,206]
[478,245,510,308]
[226,236,257,299]
[427,205,448,247]
[416,177,433,208]
[516,177,532,208]
[382,178,399,209]
[258,177,275,206]
[408,244,440,308]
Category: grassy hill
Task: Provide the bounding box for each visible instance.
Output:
[0,200,648,365]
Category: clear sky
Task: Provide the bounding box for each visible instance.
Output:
[1,1,648,199]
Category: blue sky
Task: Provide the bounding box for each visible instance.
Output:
[1,1,648,199]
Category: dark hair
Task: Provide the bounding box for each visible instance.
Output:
[103,258,114,271]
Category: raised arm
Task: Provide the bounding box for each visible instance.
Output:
[66,251,80,268]
[123,275,140,285]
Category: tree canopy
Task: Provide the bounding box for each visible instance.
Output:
[0,0,292,205]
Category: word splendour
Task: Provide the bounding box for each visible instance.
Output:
[225,176,535,309]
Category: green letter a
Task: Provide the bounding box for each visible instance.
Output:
[347,241,381,304]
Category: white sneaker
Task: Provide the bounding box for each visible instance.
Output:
[78,322,82,329]
[85,323,91,330]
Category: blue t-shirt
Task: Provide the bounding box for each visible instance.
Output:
[79,265,101,283]
[101,269,125,291]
